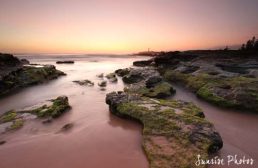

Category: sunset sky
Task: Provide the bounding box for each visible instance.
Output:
[0,0,258,54]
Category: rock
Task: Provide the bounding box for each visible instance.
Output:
[0,53,22,67]
[106,91,223,168]
[249,69,258,77]
[0,64,66,96]
[56,61,74,64]
[22,96,70,119]
[42,118,53,124]
[106,73,118,83]
[109,77,118,83]
[73,80,94,86]
[122,69,147,84]
[105,73,116,79]
[142,82,175,98]
[145,75,163,88]
[127,81,175,99]
[115,68,130,77]
[20,59,30,65]
[153,51,197,66]
[133,60,153,67]
[98,81,107,87]
[60,123,74,132]
[177,65,200,74]
[159,51,258,112]
[0,140,6,145]
[0,96,71,133]
[96,73,104,78]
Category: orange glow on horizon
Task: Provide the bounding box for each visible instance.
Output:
[0,0,258,54]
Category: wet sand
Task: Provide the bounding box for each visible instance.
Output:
[0,55,149,168]
[173,84,258,168]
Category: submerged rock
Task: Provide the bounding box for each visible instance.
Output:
[105,73,118,83]
[56,60,74,64]
[105,73,116,79]
[73,80,94,86]
[96,73,104,78]
[60,123,74,132]
[106,91,223,168]
[0,96,71,133]
[98,81,107,87]
[0,140,6,145]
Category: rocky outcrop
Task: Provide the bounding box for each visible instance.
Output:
[0,54,66,96]
[0,96,71,133]
[160,53,258,112]
[122,68,175,98]
[107,65,223,167]
[106,91,223,168]
[122,68,159,84]
[0,65,66,96]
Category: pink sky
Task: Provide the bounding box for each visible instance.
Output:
[0,0,258,54]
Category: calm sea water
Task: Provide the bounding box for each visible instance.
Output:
[0,55,150,168]
[0,55,257,168]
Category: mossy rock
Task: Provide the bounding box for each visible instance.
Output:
[115,68,130,77]
[105,73,116,79]
[164,69,258,112]
[0,65,66,96]
[9,119,24,130]
[32,96,71,118]
[106,92,223,168]
[0,111,17,123]
[135,82,175,98]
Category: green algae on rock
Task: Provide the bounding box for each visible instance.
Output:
[164,70,258,112]
[0,96,71,133]
[0,64,66,96]
[127,82,175,99]
[106,91,223,168]
[73,79,94,86]
[121,68,175,98]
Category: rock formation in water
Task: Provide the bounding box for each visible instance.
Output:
[0,96,71,133]
[106,67,223,168]
[146,51,258,112]
[56,60,74,64]
[0,53,66,96]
